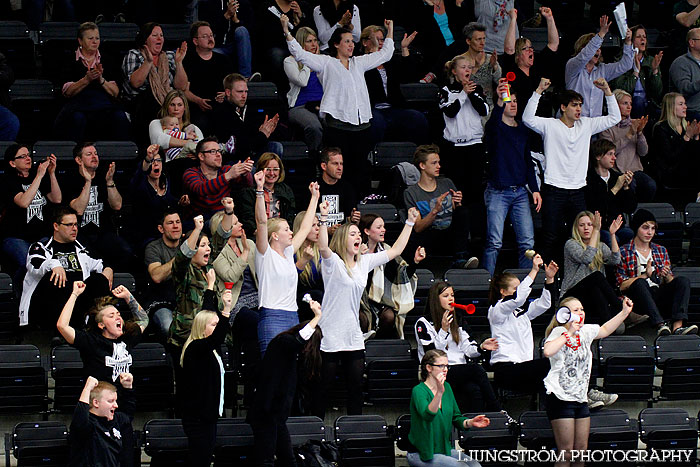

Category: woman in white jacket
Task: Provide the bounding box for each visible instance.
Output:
[281,13,393,195]
[283,27,324,155]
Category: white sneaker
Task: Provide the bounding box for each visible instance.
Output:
[363,330,376,341]
[588,388,618,406]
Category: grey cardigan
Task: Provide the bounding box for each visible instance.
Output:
[669,52,700,115]
[561,239,621,296]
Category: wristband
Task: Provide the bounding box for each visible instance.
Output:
[224,210,234,215]
[106,183,116,188]
[100,78,106,85]
[405,220,415,227]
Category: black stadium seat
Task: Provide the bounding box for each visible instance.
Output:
[597,335,654,401]
[0,21,35,78]
[286,416,326,446]
[32,140,77,165]
[334,415,394,466]
[673,266,700,324]
[444,269,492,337]
[213,418,254,466]
[143,419,187,467]
[129,343,174,413]
[458,411,518,454]
[50,344,85,413]
[654,334,700,402]
[9,421,69,467]
[364,339,416,405]
[38,22,81,82]
[9,79,58,141]
[0,344,47,415]
[639,408,698,465]
[0,273,19,343]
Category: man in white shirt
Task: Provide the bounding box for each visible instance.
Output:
[523,77,621,262]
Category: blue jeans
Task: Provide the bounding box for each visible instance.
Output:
[257,307,298,355]
[407,449,481,466]
[0,105,19,141]
[214,26,252,77]
[483,185,535,275]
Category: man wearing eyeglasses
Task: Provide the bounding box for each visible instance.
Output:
[183,136,254,219]
[670,28,700,121]
[20,206,113,329]
[183,21,234,135]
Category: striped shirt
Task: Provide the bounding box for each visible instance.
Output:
[182,165,252,216]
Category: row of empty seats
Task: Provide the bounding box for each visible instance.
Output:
[5,408,699,467]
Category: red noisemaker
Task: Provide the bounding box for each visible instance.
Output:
[501,72,516,102]
[224,282,235,290]
[452,303,476,314]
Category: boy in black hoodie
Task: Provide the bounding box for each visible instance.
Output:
[69,373,135,467]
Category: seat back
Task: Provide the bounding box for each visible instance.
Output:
[598,335,654,400]
[395,414,415,452]
[399,83,439,111]
[9,79,58,141]
[287,416,326,446]
[280,141,315,202]
[130,343,174,412]
[673,267,700,324]
[12,421,68,466]
[214,418,254,466]
[654,335,700,367]
[518,411,555,451]
[334,415,393,466]
[372,142,417,170]
[0,21,35,78]
[458,411,517,451]
[32,140,78,166]
[588,409,638,451]
[143,419,188,467]
[50,345,85,412]
[0,273,18,342]
[38,22,81,82]
[639,408,698,453]
[247,82,284,116]
[0,344,47,413]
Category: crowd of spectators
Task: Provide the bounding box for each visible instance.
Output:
[3,0,700,464]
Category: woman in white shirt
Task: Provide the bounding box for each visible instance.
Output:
[542,296,632,466]
[283,27,324,155]
[254,170,320,355]
[313,0,361,51]
[281,14,393,195]
[311,202,419,418]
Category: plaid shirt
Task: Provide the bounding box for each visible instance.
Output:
[616,240,671,287]
[121,49,176,101]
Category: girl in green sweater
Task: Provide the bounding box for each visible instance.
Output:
[408,349,489,466]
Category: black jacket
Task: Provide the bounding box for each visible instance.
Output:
[364,56,417,107]
[650,122,700,189]
[68,389,136,467]
[181,290,232,422]
[584,168,637,228]
[247,330,307,425]
[213,101,270,160]
[237,182,296,236]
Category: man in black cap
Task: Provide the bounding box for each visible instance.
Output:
[616,209,697,336]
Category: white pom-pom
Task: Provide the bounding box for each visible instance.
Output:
[302,293,312,304]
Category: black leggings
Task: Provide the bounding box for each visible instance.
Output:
[312,350,364,419]
[447,363,501,413]
[564,271,621,325]
[182,417,217,467]
[251,420,295,467]
[492,359,550,395]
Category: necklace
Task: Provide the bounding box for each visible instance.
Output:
[563,331,581,351]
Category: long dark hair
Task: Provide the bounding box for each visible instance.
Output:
[280,321,323,381]
[426,281,460,344]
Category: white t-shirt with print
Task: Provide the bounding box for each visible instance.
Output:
[255,245,298,311]
[543,324,600,403]
[319,251,389,352]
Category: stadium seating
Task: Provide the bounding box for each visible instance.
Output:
[597,335,654,401]
[6,421,69,467]
[364,339,416,405]
[0,273,19,344]
[143,419,187,467]
[334,415,394,466]
[0,21,35,78]
[458,411,517,454]
[654,334,700,402]
[0,344,47,415]
[639,408,698,465]
[50,344,85,412]
[129,343,174,413]
[443,269,492,338]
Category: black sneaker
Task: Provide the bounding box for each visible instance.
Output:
[657,324,671,337]
[673,325,699,335]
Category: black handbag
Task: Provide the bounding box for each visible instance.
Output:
[295,439,340,467]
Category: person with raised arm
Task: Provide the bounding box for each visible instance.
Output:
[542,296,633,467]
[180,288,233,467]
[57,281,148,393]
[523,76,620,263]
[254,170,320,355]
[281,13,395,195]
[311,200,418,418]
[69,373,136,467]
[565,15,633,118]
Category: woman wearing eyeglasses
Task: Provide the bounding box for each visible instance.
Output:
[407,349,489,466]
[2,144,62,285]
[237,153,296,236]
